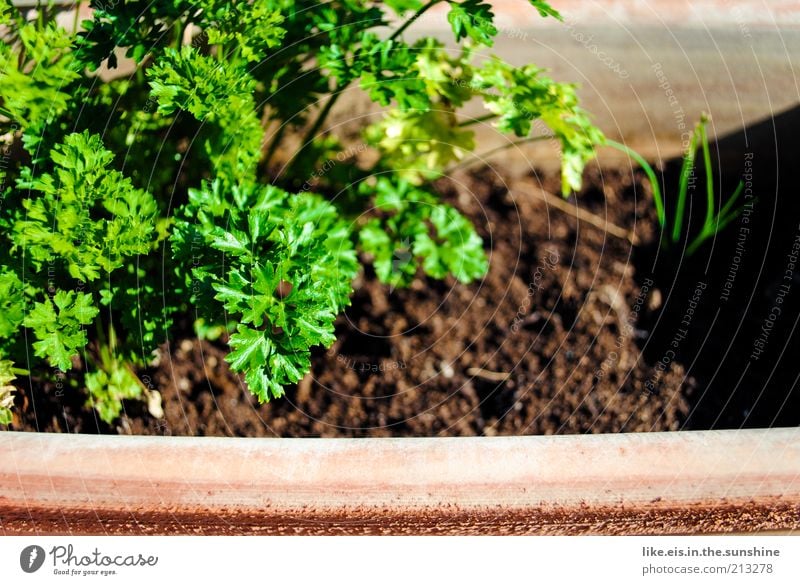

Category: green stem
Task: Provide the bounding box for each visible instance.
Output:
[71,2,80,35]
[717,180,745,222]
[698,117,716,232]
[288,90,343,175]
[685,231,707,256]
[458,113,498,127]
[605,139,665,228]
[175,16,190,49]
[672,124,700,243]
[444,135,552,174]
[688,179,747,256]
[263,123,288,168]
[11,1,25,29]
[389,0,444,41]
[305,92,339,142]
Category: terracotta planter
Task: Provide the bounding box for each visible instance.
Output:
[2,428,799,535]
[2,0,798,536]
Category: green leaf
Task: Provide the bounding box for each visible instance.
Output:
[147,47,264,183]
[227,325,309,402]
[358,178,486,286]
[227,325,269,373]
[473,59,604,193]
[529,0,562,20]
[384,0,424,14]
[447,0,497,47]
[0,267,26,340]
[180,182,356,401]
[211,228,251,258]
[0,20,79,137]
[204,3,285,63]
[85,346,144,424]
[414,205,488,282]
[366,109,475,183]
[24,291,99,371]
[356,35,430,110]
[13,132,160,281]
[148,47,256,120]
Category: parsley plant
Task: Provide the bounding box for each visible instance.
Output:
[0,0,604,423]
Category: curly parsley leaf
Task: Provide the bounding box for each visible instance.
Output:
[447,0,497,47]
[473,59,604,193]
[367,109,475,183]
[24,291,98,372]
[359,178,487,286]
[529,0,562,20]
[175,181,357,401]
[383,0,424,14]
[204,2,286,62]
[13,132,160,282]
[414,204,487,282]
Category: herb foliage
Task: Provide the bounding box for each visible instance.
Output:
[0,0,603,424]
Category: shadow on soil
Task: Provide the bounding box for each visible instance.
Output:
[634,105,800,429]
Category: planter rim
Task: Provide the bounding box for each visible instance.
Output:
[2,427,799,535]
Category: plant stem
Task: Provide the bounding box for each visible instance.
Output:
[287,89,343,175]
[389,0,444,42]
[685,233,706,256]
[263,123,288,168]
[698,117,716,232]
[458,113,498,127]
[173,18,183,49]
[305,91,340,143]
[686,179,747,256]
[443,135,552,174]
[672,124,700,243]
[71,2,80,35]
[717,180,745,222]
[605,139,665,228]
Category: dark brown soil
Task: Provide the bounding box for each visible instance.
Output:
[12,165,694,437]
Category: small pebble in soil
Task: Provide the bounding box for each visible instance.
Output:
[440,362,455,379]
